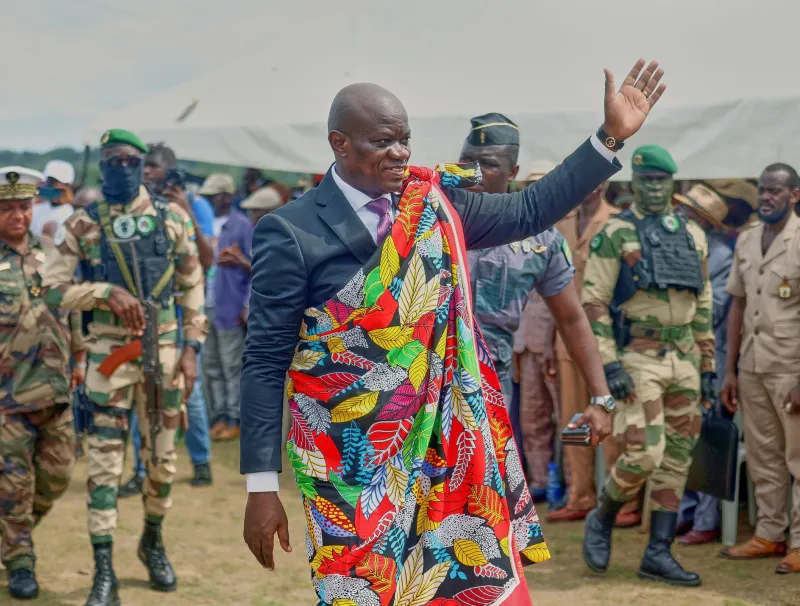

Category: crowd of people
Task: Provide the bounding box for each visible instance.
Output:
[0,62,797,606]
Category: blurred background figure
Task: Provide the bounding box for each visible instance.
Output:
[240,185,284,225]
[30,160,75,236]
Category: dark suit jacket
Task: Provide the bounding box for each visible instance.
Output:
[240,138,620,474]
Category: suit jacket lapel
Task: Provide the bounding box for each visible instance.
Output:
[316,170,377,265]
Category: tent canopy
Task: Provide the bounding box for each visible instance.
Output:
[85,0,800,179]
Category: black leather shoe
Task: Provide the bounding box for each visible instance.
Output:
[638,511,701,587]
[8,568,38,600]
[191,463,213,487]
[138,521,177,592]
[582,489,627,573]
[118,475,143,498]
[85,544,120,606]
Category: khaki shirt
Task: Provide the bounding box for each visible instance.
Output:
[726,212,800,374]
[554,198,618,360]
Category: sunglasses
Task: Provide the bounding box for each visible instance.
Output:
[103,156,143,169]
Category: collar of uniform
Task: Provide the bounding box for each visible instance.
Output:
[781,211,800,241]
[331,165,392,212]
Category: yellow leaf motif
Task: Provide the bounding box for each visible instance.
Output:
[395,542,449,606]
[522,543,552,564]
[290,349,325,371]
[398,254,427,325]
[434,331,447,360]
[330,392,379,423]
[453,386,479,430]
[310,545,345,572]
[333,600,358,606]
[500,537,510,556]
[327,337,346,353]
[385,461,409,506]
[295,445,328,479]
[408,350,429,392]
[380,238,400,287]
[453,539,488,566]
[286,380,296,399]
[369,326,414,350]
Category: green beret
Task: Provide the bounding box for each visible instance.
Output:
[631,144,677,175]
[466,112,519,147]
[100,128,148,154]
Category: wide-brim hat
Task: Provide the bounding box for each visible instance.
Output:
[674,183,728,228]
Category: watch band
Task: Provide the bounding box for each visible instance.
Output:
[596,126,625,152]
[185,339,203,354]
[590,394,616,412]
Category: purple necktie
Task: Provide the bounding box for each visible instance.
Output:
[366,197,392,244]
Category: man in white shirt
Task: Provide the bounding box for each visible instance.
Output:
[30,160,75,237]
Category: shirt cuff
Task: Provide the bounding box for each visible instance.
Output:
[246,471,280,492]
[590,133,617,163]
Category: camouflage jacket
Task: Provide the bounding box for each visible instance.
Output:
[41,187,207,389]
[469,228,575,365]
[581,207,715,373]
[0,233,85,413]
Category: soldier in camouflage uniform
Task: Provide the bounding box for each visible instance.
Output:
[41,130,207,606]
[0,166,86,600]
[581,145,716,587]
[460,114,615,484]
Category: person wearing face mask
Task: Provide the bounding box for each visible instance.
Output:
[719,163,800,574]
[581,145,715,587]
[30,160,76,237]
[41,129,208,606]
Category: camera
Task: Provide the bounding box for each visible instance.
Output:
[165,168,186,190]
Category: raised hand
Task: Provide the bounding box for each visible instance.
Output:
[603,59,666,141]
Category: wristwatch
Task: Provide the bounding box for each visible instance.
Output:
[184,339,203,355]
[590,394,616,413]
[596,126,625,152]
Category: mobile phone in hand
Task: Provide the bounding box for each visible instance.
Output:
[561,412,592,446]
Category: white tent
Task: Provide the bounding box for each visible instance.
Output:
[84,0,800,179]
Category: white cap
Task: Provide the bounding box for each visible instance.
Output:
[240,186,283,212]
[0,166,45,200]
[43,160,75,185]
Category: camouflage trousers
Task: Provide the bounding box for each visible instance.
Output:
[606,348,702,512]
[86,380,181,544]
[0,404,75,571]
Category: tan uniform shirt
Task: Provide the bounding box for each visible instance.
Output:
[726,212,800,375]
[554,199,618,360]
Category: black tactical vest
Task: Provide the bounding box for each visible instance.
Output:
[612,209,704,307]
[82,197,176,307]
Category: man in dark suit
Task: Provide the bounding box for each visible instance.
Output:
[241,59,666,571]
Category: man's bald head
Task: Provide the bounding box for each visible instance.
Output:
[327,83,412,198]
[328,83,407,134]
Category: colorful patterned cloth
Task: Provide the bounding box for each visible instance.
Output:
[287,164,548,606]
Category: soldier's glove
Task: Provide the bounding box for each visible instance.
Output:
[604,361,635,401]
[701,372,717,405]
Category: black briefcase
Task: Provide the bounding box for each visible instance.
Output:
[685,404,740,501]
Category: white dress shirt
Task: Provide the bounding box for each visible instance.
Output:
[246,135,615,493]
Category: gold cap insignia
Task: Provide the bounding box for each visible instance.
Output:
[480,131,486,144]
[7,172,19,185]
[633,154,644,166]
[101,131,110,145]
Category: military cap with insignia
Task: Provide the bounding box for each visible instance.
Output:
[0,166,44,201]
[630,144,678,175]
[100,128,149,154]
[466,112,520,147]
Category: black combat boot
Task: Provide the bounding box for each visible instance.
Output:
[191,463,213,487]
[138,520,177,592]
[8,568,38,600]
[637,511,701,587]
[85,544,120,606]
[118,475,143,498]
[582,489,627,573]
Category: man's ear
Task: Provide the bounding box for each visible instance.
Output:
[791,187,800,206]
[328,131,349,158]
[508,165,520,183]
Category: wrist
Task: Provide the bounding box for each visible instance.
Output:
[597,125,625,151]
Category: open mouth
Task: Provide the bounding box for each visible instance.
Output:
[385,166,406,177]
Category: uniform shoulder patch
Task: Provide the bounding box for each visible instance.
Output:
[53,225,67,247]
[590,233,603,251]
[661,214,680,233]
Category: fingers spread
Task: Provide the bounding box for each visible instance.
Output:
[622,58,646,88]
[634,60,659,91]
[642,68,665,97]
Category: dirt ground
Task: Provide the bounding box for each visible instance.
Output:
[4,440,798,606]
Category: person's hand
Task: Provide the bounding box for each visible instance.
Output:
[163,184,190,212]
[569,405,612,446]
[701,372,717,406]
[71,363,86,389]
[603,361,635,401]
[721,374,738,414]
[172,346,198,402]
[244,492,292,571]
[602,59,667,141]
[543,346,557,384]
[107,286,145,335]
[218,247,251,271]
[783,383,800,415]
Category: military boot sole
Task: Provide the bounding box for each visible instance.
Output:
[137,549,178,592]
[9,587,39,600]
[636,568,702,587]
